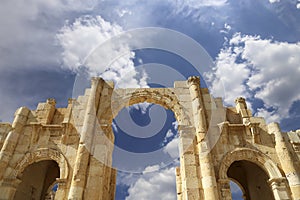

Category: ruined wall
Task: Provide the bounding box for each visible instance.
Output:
[174,78,300,200]
[0,78,116,200]
[0,77,299,200]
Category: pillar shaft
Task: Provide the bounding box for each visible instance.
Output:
[68,78,103,199]
[187,76,219,200]
[268,178,292,200]
[178,125,202,200]
[269,123,300,199]
[0,107,29,180]
[218,179,232,200]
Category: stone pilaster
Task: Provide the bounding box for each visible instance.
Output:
[36,98,56,124]
[268,122,300,199]
[68,78,103,199]
[187,76,219,200]
[268,177,291,200]
[0,178,22,199]
[235,97,250,125]
[178,125,202,200]
[176,167,183,200]
[0,107,30,180]
[187,76,207,141]
[218,179,232,200]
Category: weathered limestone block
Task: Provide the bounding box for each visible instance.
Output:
[0,77,298,200]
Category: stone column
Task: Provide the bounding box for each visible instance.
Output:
[0,107,30,180]
[0,178,22,199]
[187,76,219,200]
[178,125,202,200]
[268,123,300,199]
[235,97,250,125]
[176,167,183,200]
[268,177,291,200]
[68,78,103,200]
[218,179,232,200]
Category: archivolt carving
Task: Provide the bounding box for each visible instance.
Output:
[219,148,283,179]
[106,88,191,126]
[11,148,69,180]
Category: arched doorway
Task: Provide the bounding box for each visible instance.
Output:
[14,160,60,200]
[219,148,292,200]
[227,160,274,200]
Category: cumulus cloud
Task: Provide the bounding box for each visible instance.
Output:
[269,0,280,3]
[173,0,227,9]
[56,15,123,72]
[163,137,179,159]
[0,0,100,71]
[0,1,59,70]
[207,32,300,123]
[56,15,148,88]
[242,36,300,120]
[205,40,251,105]
[162,121,179,159]
[126,165,177,200]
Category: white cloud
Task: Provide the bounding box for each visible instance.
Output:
[269,0,280,3]
[162,121,179,159]
[166,129,174,139]
[256,108,281,123]
[56,15,123,72]
[163,137,179,159]
[126,166,177,200]
[220,23,232,34]
[205,41,251,105]
[131,102,151,115]
[56,15,148,88]
[240,35,300,120]
[116,8,132,17]
[174,0,227,8]
[207,32,300,123]
[0,0,99,71]
[143,165,161,173]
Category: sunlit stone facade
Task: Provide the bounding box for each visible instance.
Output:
[0,77,299,199]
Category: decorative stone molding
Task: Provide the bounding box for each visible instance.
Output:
[219,148,283,180]
[11,148,69,180]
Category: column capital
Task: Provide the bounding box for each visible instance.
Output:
[268,177,287,187]
[2,178,22,188]
[187,76,200,86]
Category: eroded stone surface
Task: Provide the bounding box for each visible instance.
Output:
[0,77,299,200]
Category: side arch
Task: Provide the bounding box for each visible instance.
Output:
[11,148,69,181]
[218,148,292,200]
[219,148,283,180]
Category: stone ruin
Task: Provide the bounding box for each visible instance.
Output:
[0,77,299,199]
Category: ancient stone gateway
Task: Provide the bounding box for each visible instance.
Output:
[0,76,299,199]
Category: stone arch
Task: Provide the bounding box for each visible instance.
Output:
[109,88,191,126]
[14,160,60,200]
[218,148,292,200]
[11,148,69,181]
[219,148,283,180]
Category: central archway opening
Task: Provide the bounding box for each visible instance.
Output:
[227,160,274,200]
[112,102,179,200]
[14,160,60,200]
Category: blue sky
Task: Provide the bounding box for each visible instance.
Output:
[0,0,300,199]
